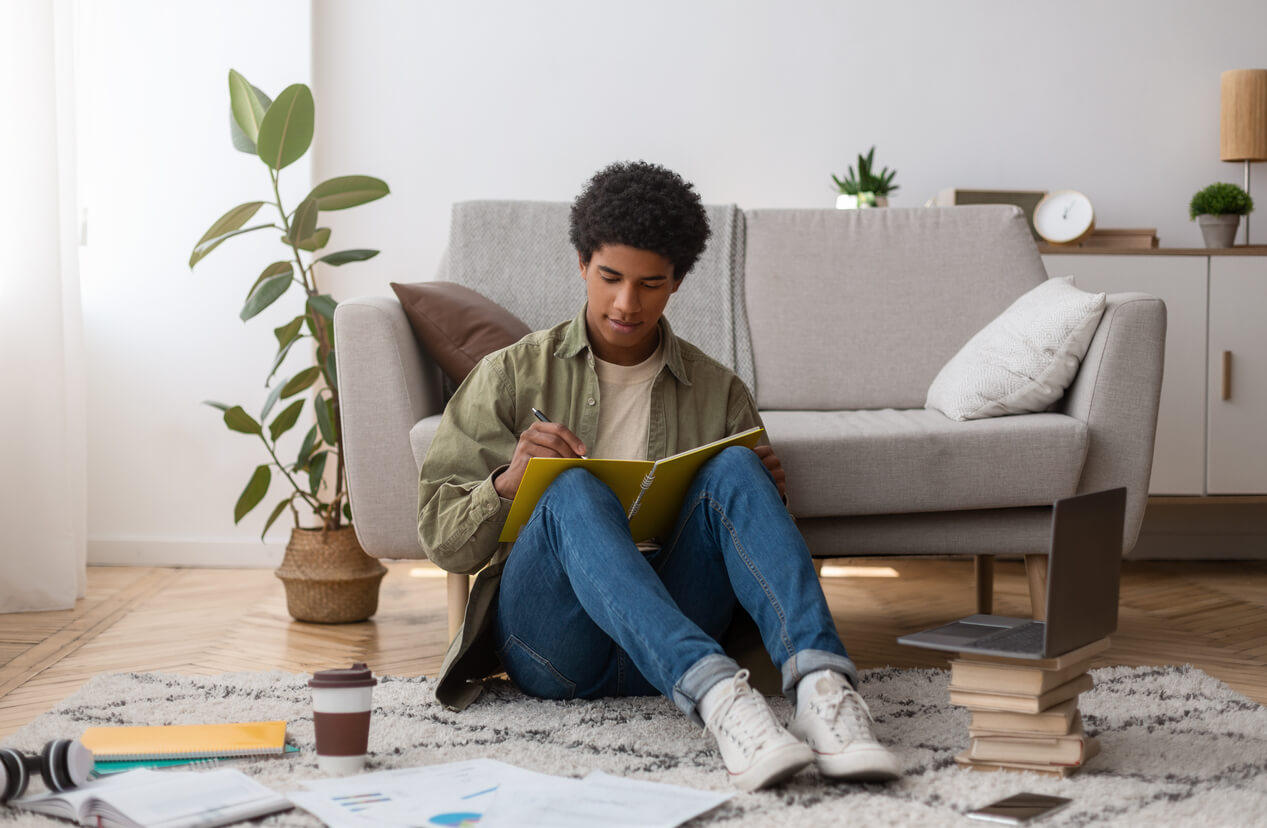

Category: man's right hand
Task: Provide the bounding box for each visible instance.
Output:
[493,422,588,499]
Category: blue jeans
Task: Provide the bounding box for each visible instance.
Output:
[494,446,857,725]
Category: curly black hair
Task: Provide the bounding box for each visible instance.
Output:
[569,161,711,280]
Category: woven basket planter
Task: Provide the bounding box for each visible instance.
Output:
[275,526,387,624]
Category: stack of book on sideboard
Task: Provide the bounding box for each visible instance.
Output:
[950,637,1109,777]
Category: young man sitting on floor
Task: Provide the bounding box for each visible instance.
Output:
[418,161,901,790]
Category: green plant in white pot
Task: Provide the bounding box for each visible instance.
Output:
[832,146,899,209]
[1189,182,1253,248]
[189,69,390,623]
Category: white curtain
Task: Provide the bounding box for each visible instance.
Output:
[0,0,88,612]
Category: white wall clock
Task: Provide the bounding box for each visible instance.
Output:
[1033,190,1095,245]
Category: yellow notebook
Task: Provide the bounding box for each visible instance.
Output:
[500,427,765,543]
[80,720,287,761]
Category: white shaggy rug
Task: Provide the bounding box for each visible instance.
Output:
[3,665,1266,826]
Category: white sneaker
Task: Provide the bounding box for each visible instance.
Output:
[703,669,814,791]
[789,671,901,782]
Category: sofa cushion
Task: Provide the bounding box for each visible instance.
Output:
[760,408,1088,517]
[744,205,1047,410]
[926,276,1105,420]
[391,281,532,385]
[409,414,444,470]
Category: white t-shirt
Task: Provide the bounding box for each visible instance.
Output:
[591,341,665,462]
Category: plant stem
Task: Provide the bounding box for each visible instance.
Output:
[257,429,321,518]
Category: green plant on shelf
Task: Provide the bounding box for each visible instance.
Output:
[832,146,899,203]
[1188,182,1254,219]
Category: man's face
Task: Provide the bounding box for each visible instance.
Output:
[580,243,679,366]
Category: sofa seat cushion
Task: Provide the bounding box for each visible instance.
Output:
[760,409,1088,518]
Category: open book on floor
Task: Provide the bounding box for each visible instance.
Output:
[14,767,290,828]
[499,427,765,543]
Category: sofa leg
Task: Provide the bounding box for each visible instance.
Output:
[1025,554,1048,621]
[974,556,994,615]
[447,572,470,641]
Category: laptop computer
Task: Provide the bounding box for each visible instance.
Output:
[897,487,1126,660]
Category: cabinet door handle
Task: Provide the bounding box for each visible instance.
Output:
[1221,350,1232,401]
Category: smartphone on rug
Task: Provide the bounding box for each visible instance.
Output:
[967,792,1072,824]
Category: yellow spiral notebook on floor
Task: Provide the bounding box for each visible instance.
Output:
[80,720,287,761]
[499,427,765,543]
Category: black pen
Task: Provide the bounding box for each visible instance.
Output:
[531,407,588,459]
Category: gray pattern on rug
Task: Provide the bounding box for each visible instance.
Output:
[3,665,1265,826]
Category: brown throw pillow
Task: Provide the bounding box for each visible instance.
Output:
[390,281,532,385]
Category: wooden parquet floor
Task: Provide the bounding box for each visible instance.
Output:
[1,558,1265,737]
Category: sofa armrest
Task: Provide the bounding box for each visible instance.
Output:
[1059,292,1167,554]
[334,296,445,559]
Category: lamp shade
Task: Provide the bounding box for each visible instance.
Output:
[1221,69,1267,162]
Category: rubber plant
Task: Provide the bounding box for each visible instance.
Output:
[189,69,389,538]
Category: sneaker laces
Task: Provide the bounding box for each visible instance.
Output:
[703,669,786,754]
[811,680,879,744]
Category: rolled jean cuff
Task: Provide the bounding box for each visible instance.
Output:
[780,649,859,702]
[673,653,742,726]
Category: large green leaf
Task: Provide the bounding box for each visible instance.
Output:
[194,202,264,247]
[325,350,338,393]
[282,226,330,252]
[189,202,266,267]
[290,197,318,247]
[189,223,273,268]
[266,336,299,386]
[261,497,291,540]
[260,380,286,422]
[246,262,293,302]
[308,294,337,320]
[269,398,305,442]
[315,395,336,445]
[308,451,328,496]
[239,273,292,321]
[281,366,321,398]
[316,249,379,266]
[306,176,390,211]
[235,464,271,523]
[228,70,268,147]
[256,83,314,171]
[224,406,262,435]
[296,424,319,469]
[274,315,306,349]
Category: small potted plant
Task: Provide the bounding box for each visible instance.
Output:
[832,146,899,209]
[189,70,391,623]
[1189,182,1253,248]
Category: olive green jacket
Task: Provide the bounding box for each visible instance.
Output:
[418,307,768,710]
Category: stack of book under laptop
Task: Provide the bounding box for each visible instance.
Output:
[949,637,1109,777]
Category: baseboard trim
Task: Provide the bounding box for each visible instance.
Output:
[89,538,286,568]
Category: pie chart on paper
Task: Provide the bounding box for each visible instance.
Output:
[428,813,482,827]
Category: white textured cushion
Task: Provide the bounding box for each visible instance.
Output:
[926,276,1106,421]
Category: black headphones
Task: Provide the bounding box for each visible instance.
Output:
[0,740,95,804]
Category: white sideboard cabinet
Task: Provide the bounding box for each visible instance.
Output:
[1042,249,1267,498]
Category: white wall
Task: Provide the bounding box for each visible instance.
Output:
[79,0,311,566]
[83,0,1267,566]
[311,0,1267,308]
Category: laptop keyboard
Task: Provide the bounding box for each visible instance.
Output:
[971,621,1045,653]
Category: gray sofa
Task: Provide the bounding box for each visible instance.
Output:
[334,203,1166,636]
